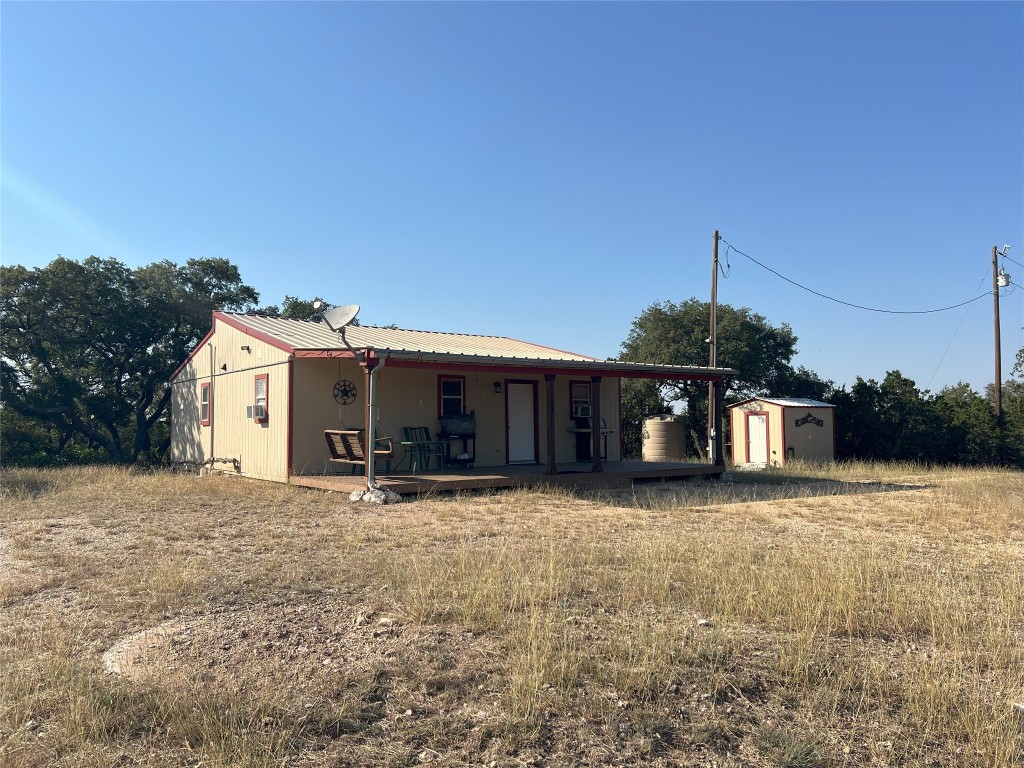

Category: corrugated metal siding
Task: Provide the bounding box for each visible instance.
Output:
[729,408,744,465]
[170,378,208,464]
[291,358,366,475]
[782,405,835,463]
[170,318,291,481]
[768,403,785,464]
[169,341,213,464]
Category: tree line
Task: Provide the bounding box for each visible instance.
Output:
[619,299,1024,467]
[2,256,1021,468]
[1,256,318,465]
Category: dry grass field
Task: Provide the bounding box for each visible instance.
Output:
[1,462,1021,767]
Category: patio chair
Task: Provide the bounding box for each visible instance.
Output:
[401,426,447,473]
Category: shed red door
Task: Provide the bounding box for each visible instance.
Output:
[746,412,769,464]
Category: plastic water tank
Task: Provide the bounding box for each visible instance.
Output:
[642,416,685,462]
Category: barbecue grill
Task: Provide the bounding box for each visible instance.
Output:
[439,411,476,467]
[440,411,476,435]
[569,416,611,462]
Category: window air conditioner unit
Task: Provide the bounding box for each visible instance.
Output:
[253,404,267,420]
[573,404,591,418]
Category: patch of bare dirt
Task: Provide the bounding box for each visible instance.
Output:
[102,590,504,715]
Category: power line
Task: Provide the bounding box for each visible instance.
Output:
[720,237,992,315]
[1003,254,1023,269]
[926,267,990,391]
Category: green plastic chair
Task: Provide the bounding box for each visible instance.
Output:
[401,426,447,473]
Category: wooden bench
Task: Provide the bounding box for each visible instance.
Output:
[324,430,394,474]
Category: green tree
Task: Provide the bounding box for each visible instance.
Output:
[999,378,1024,467]
[932,383,1000,465]
[873,371,940,461]
[828,378,878,459]
[0,407,90,466]
[618,299,804,449]
[619,379,671,459]
[257,296,334,322]
[1,256,258,464]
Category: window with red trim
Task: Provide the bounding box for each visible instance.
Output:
[438,375,466,417]
[569,380,591,418]
[200,382,211,426]
[254,373,269,423]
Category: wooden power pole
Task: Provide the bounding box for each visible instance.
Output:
[707,231,719,462]
[993,245,1003,428]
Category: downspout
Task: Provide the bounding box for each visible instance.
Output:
[208,342,216,468]
[365,352,388,490]
[337,326,390,492]
[286,355,295,479]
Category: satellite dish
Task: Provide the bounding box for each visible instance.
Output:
[321,304,360,331]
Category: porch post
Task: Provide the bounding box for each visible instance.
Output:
[360,356,376,487]
[712,379,725,467]
[591,375,603,473]
[544,374,557,475]
[363,362,372,446]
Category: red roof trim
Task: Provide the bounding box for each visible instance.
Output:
[213,311,296,354]
[385,358,726,381]
[292,349,360,359]
[169,325,216,382]
[169,312,297,383]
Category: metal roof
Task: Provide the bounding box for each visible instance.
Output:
[206,312,736,380]
[728,397,835,409]
[225,312,598,360]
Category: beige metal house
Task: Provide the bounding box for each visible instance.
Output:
[727,397,836,468]
[169,311,736,484]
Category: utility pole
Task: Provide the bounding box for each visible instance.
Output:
[993,245,1003,428]
[707,230,719,462]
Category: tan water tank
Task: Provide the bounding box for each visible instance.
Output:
[642,416,685,462]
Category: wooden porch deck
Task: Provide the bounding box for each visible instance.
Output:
[290,461,724,496]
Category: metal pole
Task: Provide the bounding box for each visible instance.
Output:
[993,246,1003,427]
[707,230,719,463]
[365,354,387,490]
[362,360,373,486]
[591,375,603,473]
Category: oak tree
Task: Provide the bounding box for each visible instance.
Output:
[1,256,258,464]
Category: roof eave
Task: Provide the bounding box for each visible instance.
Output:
[375,350,735,380]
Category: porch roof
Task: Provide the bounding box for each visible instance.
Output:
[211,312,736,382]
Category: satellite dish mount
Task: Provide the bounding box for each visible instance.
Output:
[311,300,390,494]
[313,301,361,359]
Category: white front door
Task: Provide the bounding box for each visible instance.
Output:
[747,412,768,464]
[507,382,537,463]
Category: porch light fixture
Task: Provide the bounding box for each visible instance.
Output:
[493,382,503,394]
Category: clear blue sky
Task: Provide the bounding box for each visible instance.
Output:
[3,1,1022,394]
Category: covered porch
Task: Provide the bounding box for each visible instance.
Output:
[291,460,725,496]
[294,350,736,484]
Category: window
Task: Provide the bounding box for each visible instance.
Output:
[570,381,591,418]
[254,373,269,423]
[438,375,466,417]
[200,382,211,426]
